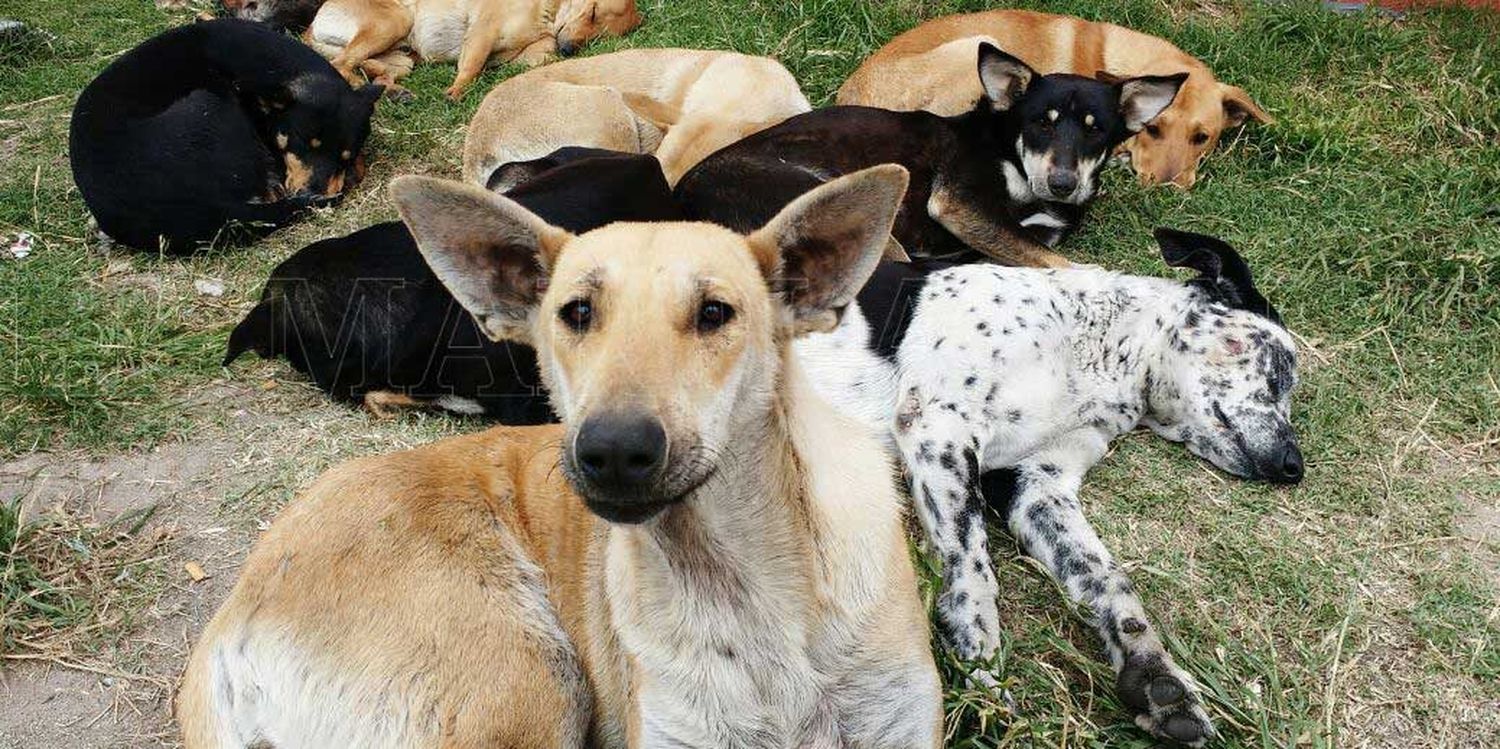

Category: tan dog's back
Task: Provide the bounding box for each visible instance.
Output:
[177,425,597,748]
[464,48,810,186]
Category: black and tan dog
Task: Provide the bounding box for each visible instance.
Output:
[224,148,680,420]
[70,19,380,253]
[179,165,943,748]
[676,43,1184,267]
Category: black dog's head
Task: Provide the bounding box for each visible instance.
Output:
[974,43,1185,205]
[220,0,326,31]
[256,76,382,199]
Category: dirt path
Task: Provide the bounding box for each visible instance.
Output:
[0,379,460,748]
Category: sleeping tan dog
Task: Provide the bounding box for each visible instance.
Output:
[176,165,944,748]
[304,0,641,100]
[463,48,811,187]
[839,9,1273,188]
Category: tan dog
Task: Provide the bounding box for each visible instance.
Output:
[176,165,944,748]
[463,48,811,187]
[838,9,1272,188]
[304,0,642,100]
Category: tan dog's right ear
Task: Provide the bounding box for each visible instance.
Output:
[619,92,683,130]
[390,176,573,344]
[749,164,910,335]
[1221,84,1274,127]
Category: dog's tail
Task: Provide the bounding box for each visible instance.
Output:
[223,296,281,367]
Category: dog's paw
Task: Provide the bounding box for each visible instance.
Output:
[936,588,1001,662]
[1118,653,1215,746]
[383,85,415,104]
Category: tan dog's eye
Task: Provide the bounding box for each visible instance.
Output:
[1192,132,1210,145]
[560,299,593,332]
[1144,124,1162,138]
[696,300,734,333]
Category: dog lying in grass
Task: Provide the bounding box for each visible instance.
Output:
[797,228,1303,746]
[70,19,380,253]
[463,48,810,188]
[179,165,943,748]
[302,0,641,99]
[675,43,1184,267]
[224,148,679,419]
[838,9,1273,188]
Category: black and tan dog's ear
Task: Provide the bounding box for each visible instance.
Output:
[749,164,909,335]
[976,42,1035,111]
[1154,227,1280,324]
[1220,83,1274,127]
[355,82,384,109]
[391,176,573,344]
[1118,73,1188,132]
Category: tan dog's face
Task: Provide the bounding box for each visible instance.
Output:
[1124,77,1272,188]
[392,165,907,523]
[552,0,642,55]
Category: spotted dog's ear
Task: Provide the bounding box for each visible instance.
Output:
[1153,227,1281,325]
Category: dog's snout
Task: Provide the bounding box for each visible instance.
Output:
[1271,443,1304,485]
[555,35,578,56]
[1047,170,1078,196]
[576,413,667,490]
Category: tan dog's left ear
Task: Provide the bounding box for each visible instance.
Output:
[749,164,910,335]
[1221,84,1274,127]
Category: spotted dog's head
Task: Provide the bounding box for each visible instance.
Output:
[1143,228,1303,484]
[256,75,381,199]
[552,0,642,56]
[974,43,1185,205]
[392,165,907,523]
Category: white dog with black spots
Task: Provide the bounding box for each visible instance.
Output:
[796,228,1304,746]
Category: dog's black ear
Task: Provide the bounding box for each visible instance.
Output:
[1154,227,1281,324]
[1117,73,1188,132]
[976,42,1035,112]
[355,82,384,108]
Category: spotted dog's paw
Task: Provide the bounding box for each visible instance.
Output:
[936,587,1001,662]
[1118,653,1215,746]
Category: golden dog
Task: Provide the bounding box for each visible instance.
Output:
[176,165,944,748]
[304,0,642,99]
[463,48,811,187]
[838,9,1273,187]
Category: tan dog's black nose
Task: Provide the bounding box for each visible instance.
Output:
[556,36,579,56]
[576,413,667,490]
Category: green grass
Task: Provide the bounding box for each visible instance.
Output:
[0,0,1497,746]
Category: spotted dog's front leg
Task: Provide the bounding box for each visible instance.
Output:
[895,393,1001,663]
[1000,458,1215,746]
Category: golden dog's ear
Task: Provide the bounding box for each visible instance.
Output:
[1221,84,1274,127]
[749,164,910,335]
[620,92,683,130]
[390,176,573,344]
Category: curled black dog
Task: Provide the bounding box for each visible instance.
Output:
[70,19,380,253]
[224,148,681,421]
[675,43,1184,267]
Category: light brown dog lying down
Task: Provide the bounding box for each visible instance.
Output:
[464,48,811,187]
[305,0,642,100]
[175,165,944,748]
[838,9,1272,188]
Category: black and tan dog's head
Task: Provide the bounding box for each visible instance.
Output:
[256,75,382,199]
[973,43,1185,205]
[392,165,908,523]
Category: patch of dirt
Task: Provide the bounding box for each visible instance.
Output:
[1456,491,1500,587]
[0,377,462,748]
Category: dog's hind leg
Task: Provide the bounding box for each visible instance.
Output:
[996,451,1215,747]
[308,0,412,88]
